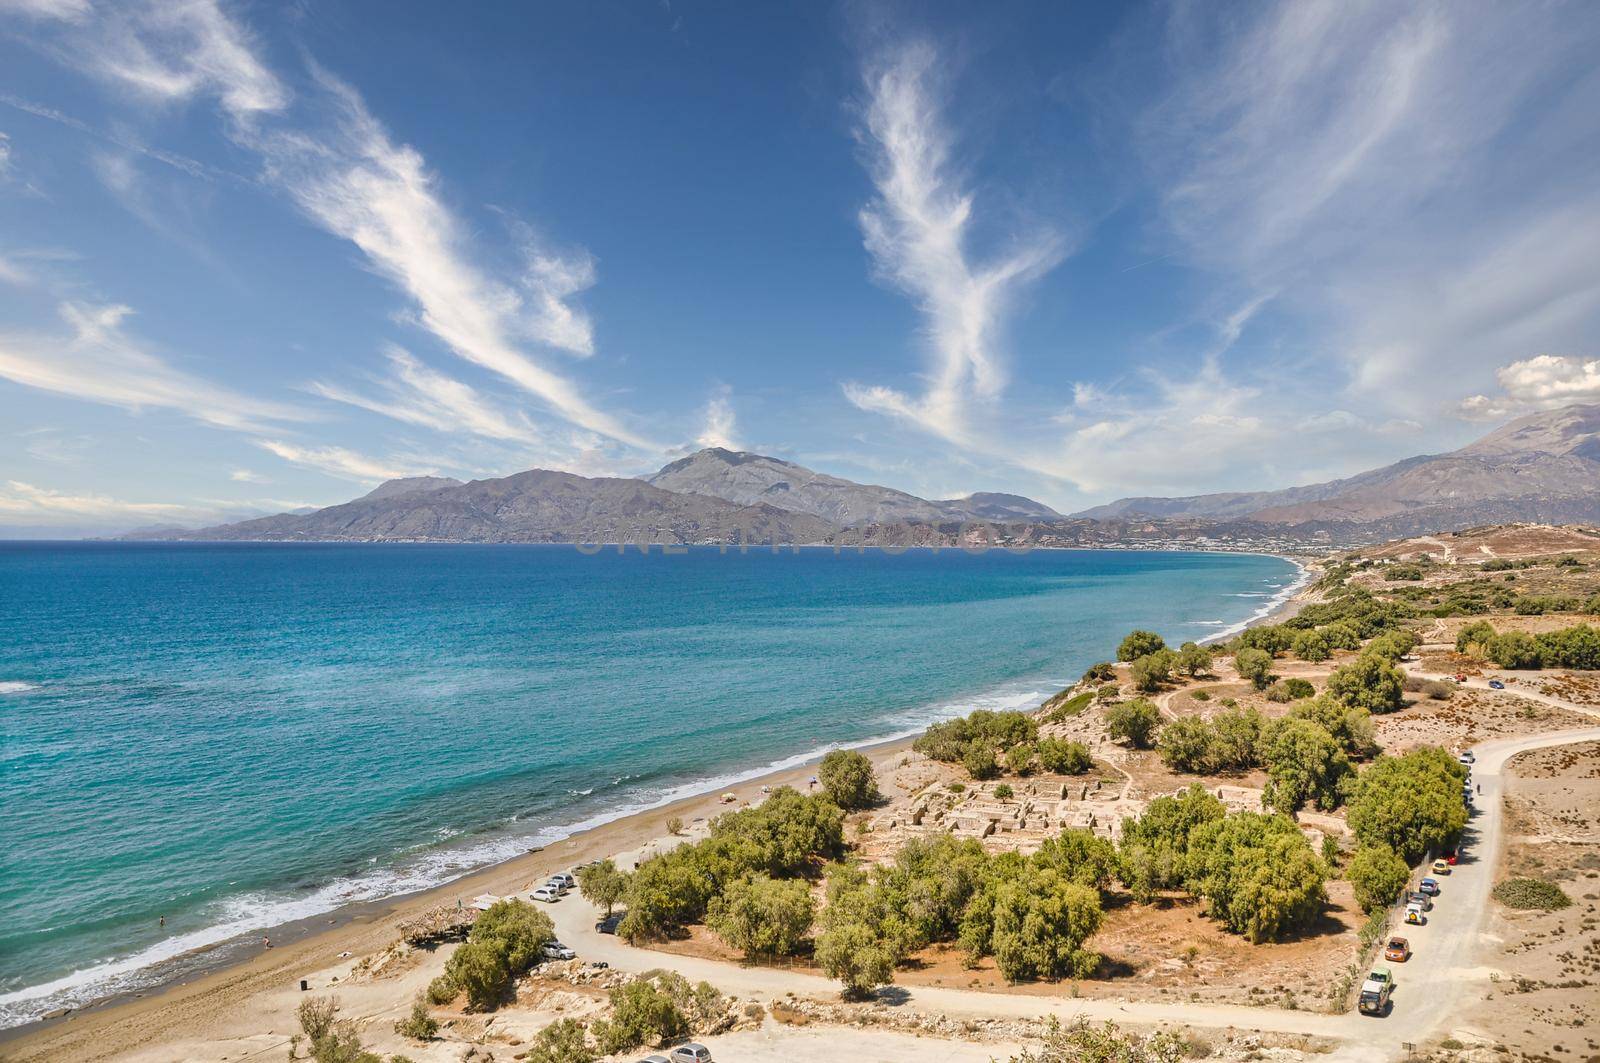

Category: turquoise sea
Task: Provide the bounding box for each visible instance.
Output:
[0,542,1301,1027]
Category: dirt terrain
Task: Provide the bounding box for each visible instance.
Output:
[1423,742,1600,1062]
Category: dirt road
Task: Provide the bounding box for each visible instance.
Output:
[549,720,1600,1062]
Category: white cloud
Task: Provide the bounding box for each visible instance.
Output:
[0,479,196,522]
[43,0,287,119]
[255,439,429,483]
[695,385,739,450]
[229,468,266,483]
[844,41,1064,445]
[239,68,650,449]
[8,0,655,455]
[0,0,91,21]
[0,131,11,175]
[0,301,306,431]
[1134,1,1600,409]
[310,345,540,444]
[1459,355,1600,420]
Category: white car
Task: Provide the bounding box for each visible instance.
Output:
[1458,750,1475,766]
[541,941,575,960]
[543,878,569,895]
[550,872,576,889]
[530,886,560,902]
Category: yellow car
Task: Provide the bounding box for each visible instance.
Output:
[1431,859,1452,875]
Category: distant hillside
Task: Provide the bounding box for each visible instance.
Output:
[1076,404,1600,532]
[647,447,1059,526]
[148,468,839,545]
[359,476,463,501]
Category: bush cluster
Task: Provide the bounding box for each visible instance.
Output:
[914,709,1039,777]
[1345,747,1466,864]
[815,831,1113,994]
[817,749,880,809]
[1491,879,1571,911]
[593,971,726,1054]
[429,899,557,1011]
[1118,786,1327,942]
[619,788,843,943]
[1105,698,1162,748]
[1457,621,1600,670]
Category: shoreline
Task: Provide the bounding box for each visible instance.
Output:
[1,551,1317,1053]
[0,731,921,1058]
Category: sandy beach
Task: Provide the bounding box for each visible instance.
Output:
[3,556,1319,1062]
[0,733,922,1061]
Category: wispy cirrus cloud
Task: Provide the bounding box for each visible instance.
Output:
[1132,0,1600,408]
[0,301,305,432]
[309,345,540,445]
[0,479,197,522]
[6,0,657,459]
[843,41,1064,447]
[254,439,432,483]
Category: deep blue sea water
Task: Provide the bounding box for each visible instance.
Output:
[0,542,1300,1026]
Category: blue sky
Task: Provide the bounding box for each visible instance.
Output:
[1,0,1598,535]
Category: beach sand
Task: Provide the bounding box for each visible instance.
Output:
[3,557,1322,1061]
[1,735,921,1062]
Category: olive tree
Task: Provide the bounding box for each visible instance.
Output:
[705,873,815,959]
[1325,653,1406,714]
[1347,845,1410,913]
[818,749,880,810]
[1105,698,1161,749]
[1117,630,1166,662]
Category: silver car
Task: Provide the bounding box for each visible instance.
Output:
[670,1045,713,1063]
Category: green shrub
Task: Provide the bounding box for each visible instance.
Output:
[1082,661,1116,683]
[1233,647,1274,690]
[964,742,1000,780]
[1491,879,1571,911]
[994,783,1015,800]
[1176,642,1214,677]
[445,938,512,1011]
[1130,649,1178,692]
[1009,1016,1187,1063]
[1117,630,1166,662]
[1259,718,1351,814]
[1184,812,1328,942]
[1346,845,1409,912]
[1117,785,1225,903]
[705,873,815,959]
[1487,630,1544,669]
[1005,742,1036,776]
[524,1017,596,1063]
[394,998,438,1042]
[577,859,629,917]
[594,978,689,1053]
[425,974,457,1005]
[1325,653,1405,714]
[1037,738,1091,774]
[818,749,880,809]
[1290,629,1332,661]
[1346,747,1466,863]
[1105,698,1161,748]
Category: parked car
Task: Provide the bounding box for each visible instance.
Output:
[1385,937,1411,962]
[1454,673,1469,683]
[669,1045,714,1063]
[1404,904,1426,926]
[531,886,560,902]
[1406,890,1433,910]
[550,872,576,889]
[1431,859,1452,876]
[541,940,575,961]
[1458,750,1476,765]
[1488,679,1505,689]
[1358,966,1394,1015]
[1443,848,1459,865]
[596,913,623,934]
[543,878,569,895]
[637,1056,671,1063]
[1419,877,1441,896]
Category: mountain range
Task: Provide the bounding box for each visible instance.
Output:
[126,403,1600,546]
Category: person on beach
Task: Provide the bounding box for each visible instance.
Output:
[263,936,271,949]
